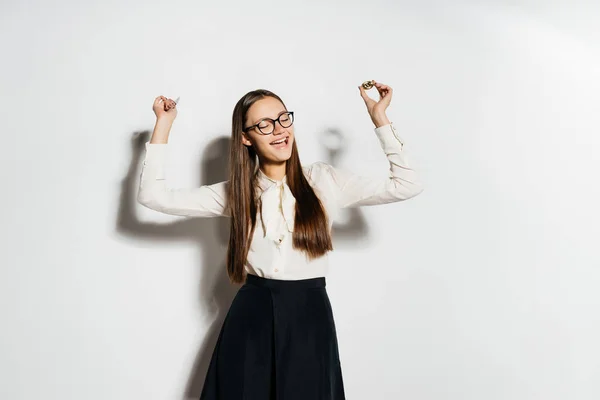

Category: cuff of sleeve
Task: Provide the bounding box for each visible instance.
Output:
[143,141,167,179]
[374,122,405,151]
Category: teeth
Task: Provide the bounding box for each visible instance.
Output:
[272,138,286,145]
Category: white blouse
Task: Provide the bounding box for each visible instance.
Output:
[137,123,423,280]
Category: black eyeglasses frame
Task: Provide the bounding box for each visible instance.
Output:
[243,111,295,135]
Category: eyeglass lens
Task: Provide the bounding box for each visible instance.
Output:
[256,112,294,134]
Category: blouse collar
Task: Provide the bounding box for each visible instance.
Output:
[256,168,287,191]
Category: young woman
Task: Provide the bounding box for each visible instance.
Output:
[138,82,423,399]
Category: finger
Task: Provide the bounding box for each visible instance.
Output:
[376,84,392,99]
[381,89,393,106]
[373,81,384,95]
[379,84,391,95]
[384,86,393,100]
[376,83,392,93]
[358,85,372,103]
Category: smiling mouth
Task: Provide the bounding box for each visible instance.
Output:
[270,137,289,145]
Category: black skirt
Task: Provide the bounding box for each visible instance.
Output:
[199,273,346,400]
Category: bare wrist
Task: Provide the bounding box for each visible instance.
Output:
[372,114,391,128]
[155,117,174,126]
[151,118,173,144]
[149,135,169,144]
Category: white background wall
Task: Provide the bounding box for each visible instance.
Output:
[1,0,599,399]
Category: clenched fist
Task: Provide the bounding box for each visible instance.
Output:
[153,95,178,122]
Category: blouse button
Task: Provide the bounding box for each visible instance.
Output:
[274,268,279,272]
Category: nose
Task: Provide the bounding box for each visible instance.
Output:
[272,120,286,135]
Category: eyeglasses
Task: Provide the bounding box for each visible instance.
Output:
[243,111,294,135]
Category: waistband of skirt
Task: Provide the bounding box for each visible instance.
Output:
[245,273,326,289]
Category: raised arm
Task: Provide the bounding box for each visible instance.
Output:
[321,81,424,208]
[137,142,229,217]
[322,122,423,208]
[137,95,229,217]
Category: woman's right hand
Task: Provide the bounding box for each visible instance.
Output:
[152,95,178,122]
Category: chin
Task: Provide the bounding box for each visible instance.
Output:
[272,152,292,163]
[265,138,294,162]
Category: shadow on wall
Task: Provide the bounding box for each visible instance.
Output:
[116,127,369,399]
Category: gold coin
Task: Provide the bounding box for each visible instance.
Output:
[362,80,375,90]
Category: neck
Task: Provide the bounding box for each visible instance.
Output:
[259,161,287,182]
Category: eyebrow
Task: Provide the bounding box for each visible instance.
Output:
[252,110,287,125]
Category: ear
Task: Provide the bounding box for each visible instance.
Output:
[241,132,253,147]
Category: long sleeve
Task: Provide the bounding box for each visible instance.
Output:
[137,141,229,217]
[322,123,423,208]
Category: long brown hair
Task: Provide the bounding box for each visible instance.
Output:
[226,89,333,283]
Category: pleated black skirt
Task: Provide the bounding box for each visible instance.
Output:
[199,273,346,400]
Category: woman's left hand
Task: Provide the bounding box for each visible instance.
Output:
[359,80,393,127]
